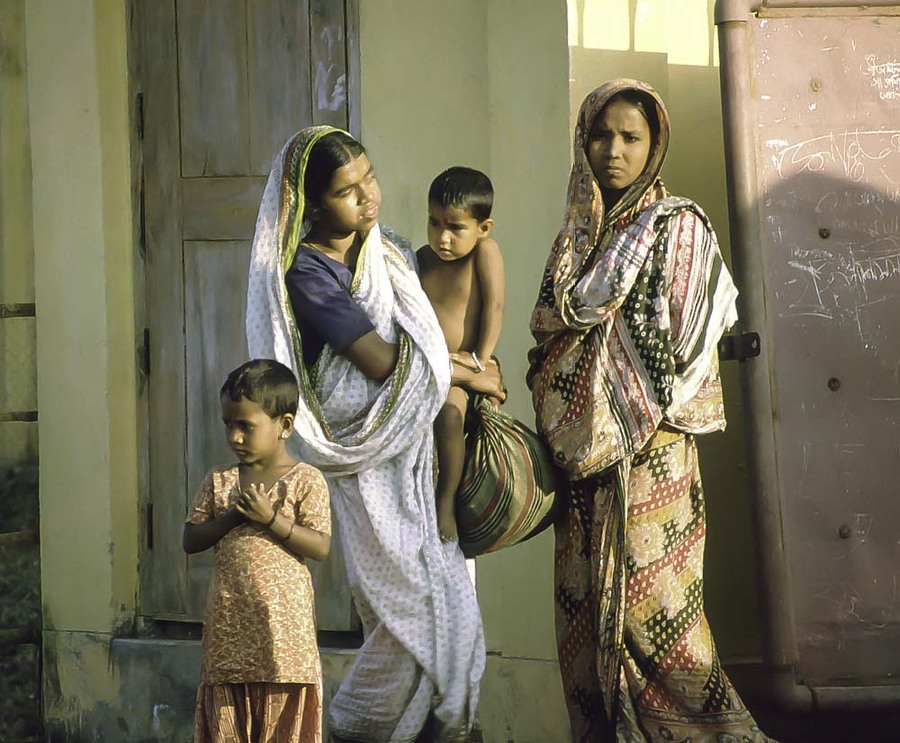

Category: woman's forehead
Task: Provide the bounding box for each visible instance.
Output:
[591,100,649,131]
[329,153,372,190]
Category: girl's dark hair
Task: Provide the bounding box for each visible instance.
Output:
[428,166,494,222]
[303,131,366,205]
[220,359,299,418]
[602,89,661,145]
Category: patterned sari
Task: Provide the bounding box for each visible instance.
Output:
[246,127,484,742]
[529,80,772,741]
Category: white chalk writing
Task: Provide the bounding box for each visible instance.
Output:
[774,130,900,182]
[866,54,900,101]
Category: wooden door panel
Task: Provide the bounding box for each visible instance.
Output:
[185,240,251,616]
[177,0,250,177]
[181,177,267,241]
[310,0,349,128]
[248,0,314,172]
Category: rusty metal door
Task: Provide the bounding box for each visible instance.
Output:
[716,0,900,710]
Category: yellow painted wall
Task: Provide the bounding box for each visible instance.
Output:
[26,0,138,635]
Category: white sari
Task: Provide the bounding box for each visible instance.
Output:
[245,127,484,741]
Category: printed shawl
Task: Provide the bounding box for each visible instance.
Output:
[528,79,738,469]
[245,126,485,741]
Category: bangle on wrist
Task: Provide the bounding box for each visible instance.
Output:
[264,512,277,530]
[471,351,485,373]
[282,522,295,542]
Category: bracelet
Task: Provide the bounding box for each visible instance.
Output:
[282,522,295,542]
[471,351,485,373]
[264,512,277,530]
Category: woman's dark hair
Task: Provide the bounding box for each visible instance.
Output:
[601,89,661,146]
[428,166,494,222]
[303,131,366,206]
[220,359,299,418]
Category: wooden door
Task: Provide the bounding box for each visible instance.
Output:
[137,0,359,626]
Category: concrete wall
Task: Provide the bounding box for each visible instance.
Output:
[359,0,571,654]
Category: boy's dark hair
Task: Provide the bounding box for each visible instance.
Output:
[304,130,367,206]
[428,166,494,222]
[220,359,299,418]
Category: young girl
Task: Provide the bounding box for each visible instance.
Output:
[246,127,502,741]
[183,358,331,743]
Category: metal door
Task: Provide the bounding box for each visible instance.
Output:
[716,0,900,709]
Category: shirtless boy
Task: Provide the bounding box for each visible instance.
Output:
[417,166,505,543]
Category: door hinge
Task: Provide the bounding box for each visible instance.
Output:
[718,331,761,361]
[146,502,154,550]
[136,91,144,140]
[138,174,147,261]
[137,328,150,393]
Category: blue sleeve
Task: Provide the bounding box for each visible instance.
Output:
[285,257,374,356]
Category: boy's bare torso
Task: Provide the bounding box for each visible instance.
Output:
[417,247,482,353]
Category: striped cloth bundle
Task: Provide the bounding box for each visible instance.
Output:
[456,394,561,558]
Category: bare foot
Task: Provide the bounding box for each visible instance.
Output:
[437,497,458,543]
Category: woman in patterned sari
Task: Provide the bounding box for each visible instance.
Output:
[528,80,773,741]
[246,126,501,741]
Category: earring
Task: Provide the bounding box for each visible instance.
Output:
[280,431,289,439]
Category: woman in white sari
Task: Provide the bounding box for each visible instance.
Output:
[246,126,500,742]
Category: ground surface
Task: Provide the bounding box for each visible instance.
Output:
[0,465,41,742]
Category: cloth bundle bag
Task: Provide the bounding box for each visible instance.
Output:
[456,394,561,558]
